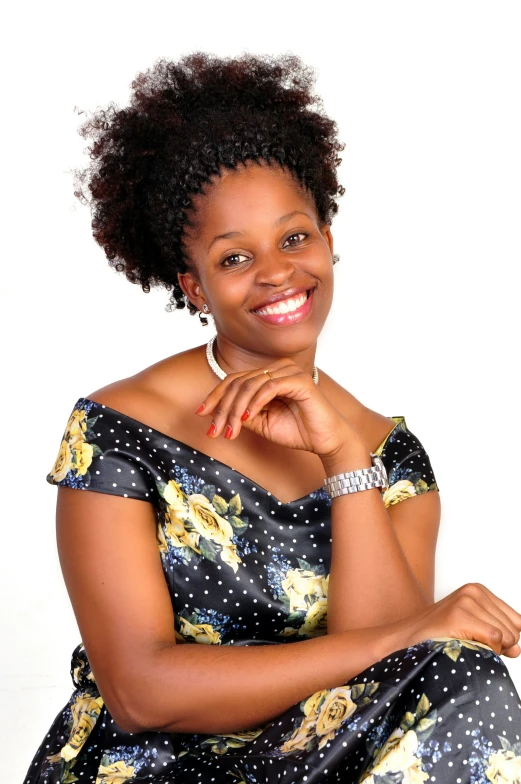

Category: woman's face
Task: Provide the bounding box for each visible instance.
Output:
[179,162,335,361]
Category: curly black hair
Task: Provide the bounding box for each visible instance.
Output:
[74,52,345,322]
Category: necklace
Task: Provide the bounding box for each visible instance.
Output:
[206,335,319,385]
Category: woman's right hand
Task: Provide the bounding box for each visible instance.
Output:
[392,583,521,657]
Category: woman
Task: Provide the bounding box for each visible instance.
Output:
[25,54,521,783]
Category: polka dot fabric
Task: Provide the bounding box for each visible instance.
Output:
[24,399,521,783]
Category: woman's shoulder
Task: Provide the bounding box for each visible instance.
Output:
[47,348,211,500]
[86,345,209,435]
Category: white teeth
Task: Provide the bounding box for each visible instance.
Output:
[256,292,307,316]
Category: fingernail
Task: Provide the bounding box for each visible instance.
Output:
[224,424,233,439]
[241,410,250,421]
[206,423,217,436]
[195,404,205,415]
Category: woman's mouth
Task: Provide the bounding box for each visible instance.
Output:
[251,289,314,325]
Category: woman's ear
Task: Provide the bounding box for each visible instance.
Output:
[177,271,208,312]
[322,226,335,259]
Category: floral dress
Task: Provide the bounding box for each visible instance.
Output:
[24,398,521,784]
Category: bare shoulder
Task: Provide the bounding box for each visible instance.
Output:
[320,371,397,454]
[86,345,210,434]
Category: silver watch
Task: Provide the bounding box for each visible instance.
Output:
[323,454,389,499]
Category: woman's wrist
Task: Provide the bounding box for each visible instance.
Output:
[319,435,372,478]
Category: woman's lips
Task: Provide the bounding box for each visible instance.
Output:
[252,289,314,325]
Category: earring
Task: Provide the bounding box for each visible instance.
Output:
[332,254,340,265]
[202,304,210,314]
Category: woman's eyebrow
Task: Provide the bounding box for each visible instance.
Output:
[274,210,311,226]
[208,230,242,251]
[208,211,311,251]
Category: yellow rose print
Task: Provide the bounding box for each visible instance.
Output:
[279,716,317,754]
[66,408,88,446]
[73,441,94,476]
[274,562,330,638]
[163,479,189,517]
[218,728,264,744]
[486,748,521,783]
[49,440,72,483]
[281,569,327,612]
[299,597,328,637]
[47,402,102,487]
[315,687,356,748]
[181,529,201,552]
[302,690,328,717]
[430,637,495,660]
[72,659,96,686]
[382,479,416,507]
[60,694,104,761]
[278,627,299,637]
[163,509,201,553]
[279,685,363,755]
[362,729,428,783]
[203,727,266,754]
[178,616,221,645]
[156,522,168,554]
[220,544,242,572]
[188,494,234,545]
[96,759,136,783]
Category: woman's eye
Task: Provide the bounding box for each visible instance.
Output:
[221,253,249,267]
[284,232,307,247]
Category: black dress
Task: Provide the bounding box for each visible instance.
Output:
[25,397,521,783]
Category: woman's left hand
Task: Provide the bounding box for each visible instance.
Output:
[196,359,367,461]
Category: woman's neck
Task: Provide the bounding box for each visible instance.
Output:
[211,335,318,378]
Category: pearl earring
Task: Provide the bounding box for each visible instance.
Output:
[202,304,210,314]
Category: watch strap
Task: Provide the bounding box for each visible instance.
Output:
[323,454,388,499]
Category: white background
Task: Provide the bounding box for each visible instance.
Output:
[2,1,520,779]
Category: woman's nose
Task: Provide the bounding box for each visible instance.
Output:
[254,250,296,287]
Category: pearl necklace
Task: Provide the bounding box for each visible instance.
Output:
[206,335,319,385]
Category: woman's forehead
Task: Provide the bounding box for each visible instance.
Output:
[188,163,317,236]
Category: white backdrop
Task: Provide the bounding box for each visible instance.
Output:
[2,2,520,779]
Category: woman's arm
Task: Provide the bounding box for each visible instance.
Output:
[56,486,397,734]
[322,444,436,634]
[387,490,441,601]
[57,486,520,736]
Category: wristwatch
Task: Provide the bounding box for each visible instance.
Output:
[323,454,389,499]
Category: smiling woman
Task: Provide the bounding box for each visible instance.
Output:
[178,163,334,361]
[24,53,521,784]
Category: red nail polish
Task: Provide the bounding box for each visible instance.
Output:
[224,424,233,439]
[195,404,205,415]
[207,423,217,436]
[241,410,250,421]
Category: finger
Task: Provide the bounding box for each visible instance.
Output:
[473,584,521,630]
[202,362,297,438]
[458,591,521,651]
[241,367,315,424]
[206,371,271,439]
[196,358,294,417]
[226,365,304,439]
[454,609,504,654]
[459,599,519,653]
[502,643,521,659]
[460,584,521,634]
[477,594,521,649]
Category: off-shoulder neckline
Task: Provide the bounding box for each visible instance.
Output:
[82,397,404,506]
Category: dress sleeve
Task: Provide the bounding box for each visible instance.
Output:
[376,417,439,509]
[46,398,158,503]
